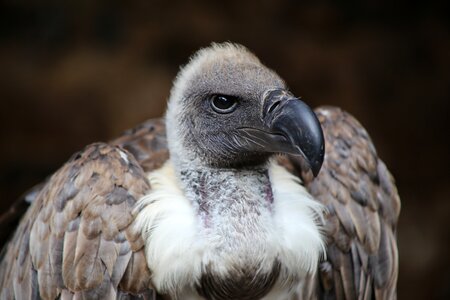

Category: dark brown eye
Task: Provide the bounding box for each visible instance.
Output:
[210,95,238,113]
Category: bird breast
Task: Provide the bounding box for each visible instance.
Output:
[134,160,325,299]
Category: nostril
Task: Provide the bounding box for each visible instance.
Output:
[268,101,281,114]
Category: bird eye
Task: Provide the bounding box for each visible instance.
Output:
[210,95,238,114]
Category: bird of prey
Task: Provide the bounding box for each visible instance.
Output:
[0,43,400,300]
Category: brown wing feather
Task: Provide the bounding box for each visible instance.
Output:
[285,106,400,300]
[0,118,168,242]
[0,118,169,299]
[111,118,169,172]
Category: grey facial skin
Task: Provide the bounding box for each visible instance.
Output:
[173,53,324,175]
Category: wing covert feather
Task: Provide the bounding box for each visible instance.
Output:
[286,106,400,300]
[0,141,161,299]
[111,118,169,173]
[0,118,168,243]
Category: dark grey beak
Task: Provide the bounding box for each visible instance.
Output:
[239,89,325,176]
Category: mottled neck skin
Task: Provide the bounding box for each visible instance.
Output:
[179,166,273,227]
[178,164,282,300]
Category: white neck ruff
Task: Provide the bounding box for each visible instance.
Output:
[134,159,325,297]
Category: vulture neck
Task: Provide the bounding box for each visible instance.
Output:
[177,162,274,227]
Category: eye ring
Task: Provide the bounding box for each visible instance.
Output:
[210,95,238,114]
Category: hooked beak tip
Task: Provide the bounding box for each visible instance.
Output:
[264,89,325,177]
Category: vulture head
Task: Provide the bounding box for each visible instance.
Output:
[166,43,325,175]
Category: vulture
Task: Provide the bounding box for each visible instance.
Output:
[0,43,400,300]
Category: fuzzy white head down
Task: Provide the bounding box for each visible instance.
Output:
[135,160,325,298]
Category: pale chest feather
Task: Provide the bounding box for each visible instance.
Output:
[134,160,325,299]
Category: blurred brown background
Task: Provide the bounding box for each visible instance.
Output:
[0,1,449,299]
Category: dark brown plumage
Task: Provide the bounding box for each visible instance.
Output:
[288,107,400,300]
[0,143,156,299]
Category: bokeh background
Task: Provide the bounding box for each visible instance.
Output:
[0,1,449,299]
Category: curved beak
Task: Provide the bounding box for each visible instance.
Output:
[239,89,325,176]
